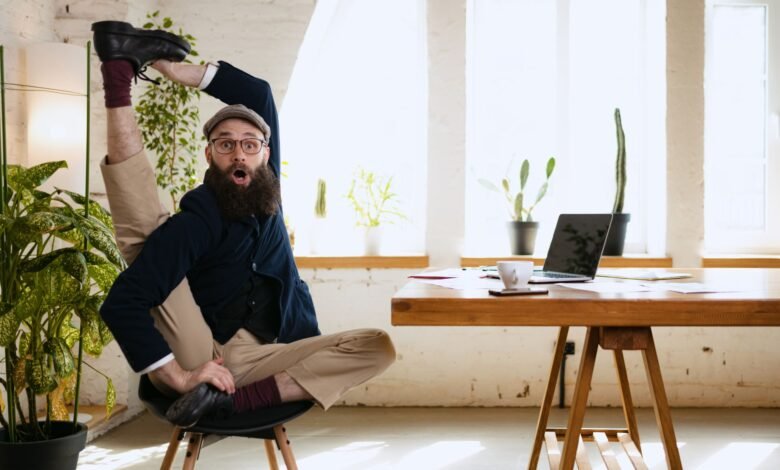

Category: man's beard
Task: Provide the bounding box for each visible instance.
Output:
[203,162,281,221]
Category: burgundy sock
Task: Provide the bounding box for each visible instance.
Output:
[232,375,282,412]
[100,60,134,108]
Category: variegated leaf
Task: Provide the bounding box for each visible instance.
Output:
[7,161,68,191]
[87,263,119,292]
[60,251,88,285]
[82,315,104,356]
[59,317,80,349]
[18,331,30,357]
[19,247,78,273]
[85,224,124,267]
[48,379,70,421]
[26,354,58,394]
[99,318,113,346]
[44,338,75,378]
[0,307,20,347]
[60,190,115,232]
[0,385,4,413]
[13,357,27,392]
[105,377,116,419]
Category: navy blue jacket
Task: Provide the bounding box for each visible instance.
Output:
[100,62,321,372]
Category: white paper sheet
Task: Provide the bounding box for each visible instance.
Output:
[640,282,734,294]
[556,282,653,293]
[597,269,692,281]
[412,276,505,290]
[409,268,475,279]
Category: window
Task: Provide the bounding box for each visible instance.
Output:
[465,0,666,256]
[281,0,428,255]
[705,1,779,253]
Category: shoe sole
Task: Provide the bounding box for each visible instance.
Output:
[91,21,191,54]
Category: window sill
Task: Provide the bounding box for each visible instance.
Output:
[702,255,780,268]
[295,255,430,269]
[461,255,673,268]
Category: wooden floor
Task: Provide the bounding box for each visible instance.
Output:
[81,407,780,469]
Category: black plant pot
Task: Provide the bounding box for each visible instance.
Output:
[506,221,539,255]
[0,421,87,470]
[603,212,631,256]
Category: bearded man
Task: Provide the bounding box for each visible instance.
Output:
[92,21,395,427]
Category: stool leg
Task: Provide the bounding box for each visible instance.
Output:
[182,432,204,470]
[561,327,600,470]
[273,425,299,470]
[264,438,280,470]
[614,350,642,451]
[529,326,570,469]
[160,427,185,470]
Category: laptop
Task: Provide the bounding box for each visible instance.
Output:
[528,213,614,284]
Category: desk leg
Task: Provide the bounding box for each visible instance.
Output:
[528,326,569,470]
[643,330,683,470]
[614,350,641,451]
[560,327,600,470]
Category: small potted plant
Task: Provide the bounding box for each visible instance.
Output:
[309,178,327,254]
[603,108,630,256]
[346,167,405,255]
[479,156,556,255]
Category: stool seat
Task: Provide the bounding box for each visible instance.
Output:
[138,374,312,469]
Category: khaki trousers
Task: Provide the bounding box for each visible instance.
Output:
[101,151,395,409]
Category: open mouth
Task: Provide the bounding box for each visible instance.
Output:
[231,168,249,186]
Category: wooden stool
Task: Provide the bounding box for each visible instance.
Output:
[528,327,682,470]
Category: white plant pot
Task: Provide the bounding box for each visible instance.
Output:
[364,226,383,256]
[310,217,326,255]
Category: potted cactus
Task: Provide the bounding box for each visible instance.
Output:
[309,178,327,254]
[603,108,630,255]
[479,156,556,255]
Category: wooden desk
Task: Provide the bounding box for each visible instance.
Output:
[391,268,780,470]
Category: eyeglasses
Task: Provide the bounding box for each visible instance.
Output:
[209,138,267,155]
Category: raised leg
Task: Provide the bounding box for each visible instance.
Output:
[528,326,570,469]
[159,427,184,470]
[560,327,600,470]
[642,330,682,470]
[614,350,641,451]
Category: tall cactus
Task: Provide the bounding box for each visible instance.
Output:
[612,108,626,213]
[315,178,327,218]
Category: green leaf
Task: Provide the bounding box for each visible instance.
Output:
[106,378,116,418]
[520,159,530,190]
[26,355,58,394]
[60,251,88,285]
[87,263,119,292]
[8,161,68,191]
[478,178,500,193]
[163,17,173,28]
[546,157,556,179]
[20,247,79,273]
[59,318,80,349]
[513,193,524,221]
[143,22,154,29]
[534,182,549,205]
[44,339,75,378]
[0,307,20,347]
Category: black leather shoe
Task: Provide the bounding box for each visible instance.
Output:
[91,21,190,73]
[165,383,234,427]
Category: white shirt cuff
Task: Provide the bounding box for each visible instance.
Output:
[197,62,220,90]
[137,353,175,375]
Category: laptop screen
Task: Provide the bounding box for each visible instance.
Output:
[542,214,614,276]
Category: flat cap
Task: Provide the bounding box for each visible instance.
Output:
[202,104,271,141]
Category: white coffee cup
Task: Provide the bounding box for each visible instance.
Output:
[496,261,534,290]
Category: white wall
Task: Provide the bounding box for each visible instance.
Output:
[1,0,778,426]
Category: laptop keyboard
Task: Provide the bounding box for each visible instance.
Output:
[538,272,580,278]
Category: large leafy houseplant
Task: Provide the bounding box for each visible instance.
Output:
[0,162,123,443]
[135,11,202,211]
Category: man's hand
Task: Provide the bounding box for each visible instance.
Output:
[150,60,207,88]
[151,357,236,395]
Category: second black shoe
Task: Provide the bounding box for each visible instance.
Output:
[165,383,234,427]
[91,21,191,73]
